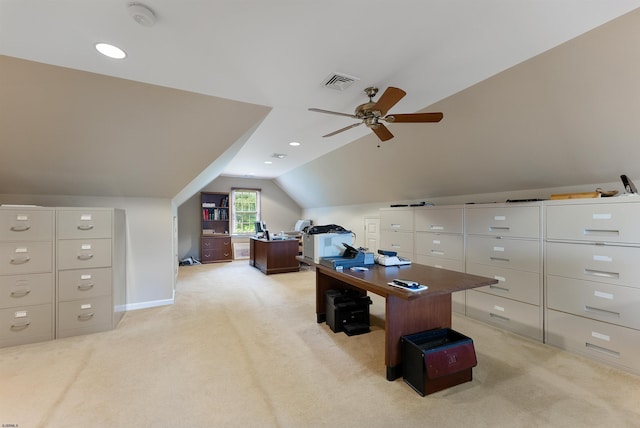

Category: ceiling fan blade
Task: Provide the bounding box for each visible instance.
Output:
[322,122,363,138]
[308,108,358,119]
[384,112,444,123]
[372,123,394,141]
[373,87,406,116]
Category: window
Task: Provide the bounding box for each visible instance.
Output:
[231,188,261,235]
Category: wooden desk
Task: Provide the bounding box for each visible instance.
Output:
[306,260,497,380]
[249,237,300,274]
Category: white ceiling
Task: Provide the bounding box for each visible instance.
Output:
[1,1,640,206]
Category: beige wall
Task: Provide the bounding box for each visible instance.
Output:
[177,176,303,261]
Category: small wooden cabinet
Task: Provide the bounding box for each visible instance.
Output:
[200,192,232,263]
[201,235,232,263]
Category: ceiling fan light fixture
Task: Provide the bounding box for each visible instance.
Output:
[308,86,444,142]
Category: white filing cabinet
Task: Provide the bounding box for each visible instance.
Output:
[0,207,55,347]
[379,207,414,260]
[545,197,640,374]
[56,208,126,338]
[465,203,543,341]
[414,205,466,313]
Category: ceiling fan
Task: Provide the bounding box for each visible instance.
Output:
[308,86,443,142]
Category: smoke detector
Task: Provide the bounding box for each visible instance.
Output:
[128,3,156,27]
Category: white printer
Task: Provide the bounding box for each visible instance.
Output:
[302,232,353,263]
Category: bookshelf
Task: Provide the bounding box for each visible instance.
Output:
[200,192,232,263]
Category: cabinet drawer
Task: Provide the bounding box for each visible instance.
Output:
[466,290,542,341]
[57,295,112,338]
[0,273,53,308]
[57,239,112,270]
[466,236,540,272]
[414,207,463,234]
[546,202,640,244]
[57,209,113,239]
[380,208,413,232]
[546,309,640,374]
[466,262,540,305]
[415,232,463,260]
[58,268,112,301]
[0,303,53,347]
[379,231,413,257]
[0,209,54,242]
[0,242,53,275]
[202,248,232,262]
[546,242,640,288]
[466,205,540,238]
[415,255,464,272]
[201,236,231,250]
[547,275,640,330]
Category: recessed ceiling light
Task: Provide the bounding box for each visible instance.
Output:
[264,161,273,164]
[289,142,301,147]
[95,43,127,59]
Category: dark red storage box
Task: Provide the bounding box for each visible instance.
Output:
[401,328,477,396]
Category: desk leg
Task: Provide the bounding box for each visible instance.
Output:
[385,293,452,381]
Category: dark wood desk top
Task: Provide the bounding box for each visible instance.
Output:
[303,258,497,300]
[251,236,298,243]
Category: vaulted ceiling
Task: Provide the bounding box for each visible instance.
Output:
[1,1,639,208]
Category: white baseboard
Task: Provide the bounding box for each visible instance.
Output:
[125,290,175,311]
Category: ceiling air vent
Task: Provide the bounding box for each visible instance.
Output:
[321,72,359,91]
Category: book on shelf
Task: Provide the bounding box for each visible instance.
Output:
[202,208,228,221]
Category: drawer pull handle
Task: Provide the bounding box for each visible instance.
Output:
[585,306,620,319]
[77,224,94,231]
[78,283,95,291]
[489,226,510,232]
[585,342,620,358]
[490,256,510,263]
[10,257,31,265]
[489,284,510,293]
[10,225,31,232]
[430,225,444,230]
[10,321,31,330]
[583,229,619,237]
[391,244,401,249]
[430,250,445,256]
[489,313,510,322]
[77,313,95,321]
[10,289,31,298]
[584,269,619,279]
[77,254,94,261]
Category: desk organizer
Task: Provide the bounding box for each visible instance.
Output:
[401,328,477,396]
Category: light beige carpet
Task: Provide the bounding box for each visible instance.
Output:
[1,261,640,427]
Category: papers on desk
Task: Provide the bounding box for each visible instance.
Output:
[375,253,412,266]
[388,279,428,292]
